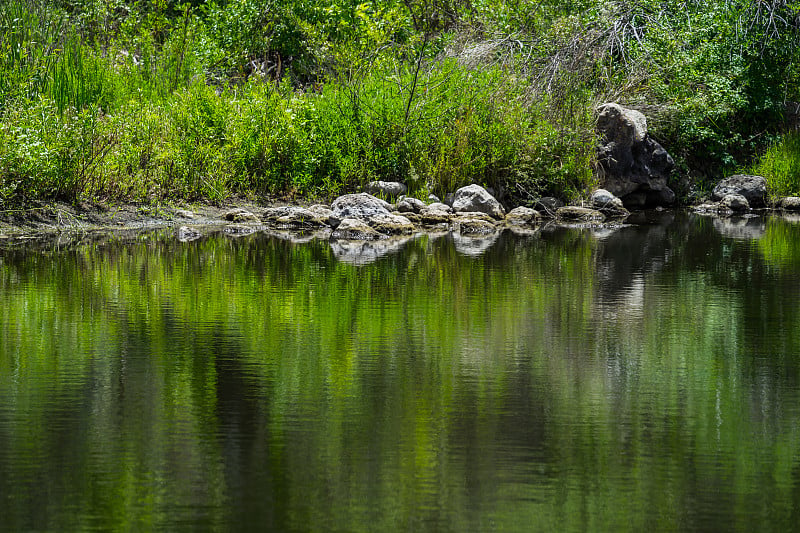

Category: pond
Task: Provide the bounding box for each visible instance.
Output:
[1,211,800,531]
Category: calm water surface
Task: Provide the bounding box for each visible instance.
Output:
[2,211,800,531]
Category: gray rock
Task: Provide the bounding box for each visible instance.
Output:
[556,206,606,222]
[175,209,195,219]
[223,208,259,222]
[779,197,800,210]
[590,189,630,217]
[307,204,341,227]
[425,202,453,213]
[427,194,441,203]
[417,202,454,224]
[533,197,564,217]
[397,197,426,214]
[331,217,383,240]
[452,184,506,219]
[720,194,750,211]
[505,206,541,226]
[712,174,767,207]
[263,206,328,228]
[331,193,392,220]
[443,192,455,207]
[457,218,497,234]
[367,213,414,235]
[364,181,407,199]
[596,103,675,207]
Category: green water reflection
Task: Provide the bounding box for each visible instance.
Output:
[1,212,800,531]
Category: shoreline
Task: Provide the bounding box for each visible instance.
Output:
[0,195,794,246]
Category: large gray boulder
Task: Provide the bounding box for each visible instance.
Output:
[331,193,392,220]
[712,175,767,207]
[451,184,506,219]
[364,181,407,199]
[596,103,675,208]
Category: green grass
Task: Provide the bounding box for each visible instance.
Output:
[750,133,800,198]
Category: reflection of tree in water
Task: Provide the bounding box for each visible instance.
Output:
[2,220,800,530]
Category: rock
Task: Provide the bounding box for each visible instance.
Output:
[443,192,455,207]
[263,206,329,228]
[779,197,800,210]
[712,175,767,207]
[367,213,414,235]
[425,202,453,213]
[505,206,541,226]
[720,194,750,211]
[452,184,506,219]
[596,103,675,207]
[331,193,392,220]
[397,197,426,214]
[307,204,341,227]
[331,217,383,240]
[223,208,259,222]
[364,181,407,199]
[401,212,422,224]
[556,206,606,222]
[428,194,441,203]
[453,215,498,234]
[174,209,195,219]
[419,210,451,225]
[418,203,453,224]
[533,197,564,217]
[590,189,630,217]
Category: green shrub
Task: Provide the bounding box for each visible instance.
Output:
[750,133,800,198]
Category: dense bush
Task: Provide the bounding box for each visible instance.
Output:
[0,0,797,207]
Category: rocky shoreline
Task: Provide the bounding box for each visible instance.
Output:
[3,103,797,248]
[2,178,800,249]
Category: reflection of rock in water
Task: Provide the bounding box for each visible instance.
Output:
[330,236,414,265]
[177,226,202,242]
[712,216,765,240]
[774,212,800,225]
[223,224,258,237]
[452,231,500,257]
[269,229,332,243]
[588,226,624,241]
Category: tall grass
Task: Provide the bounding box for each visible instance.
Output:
[0,0,67,106]
[750,133,800,198]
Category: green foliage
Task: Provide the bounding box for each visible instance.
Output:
[750,133,800,198]
[0,0,797,206]
[0,0,67,107]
